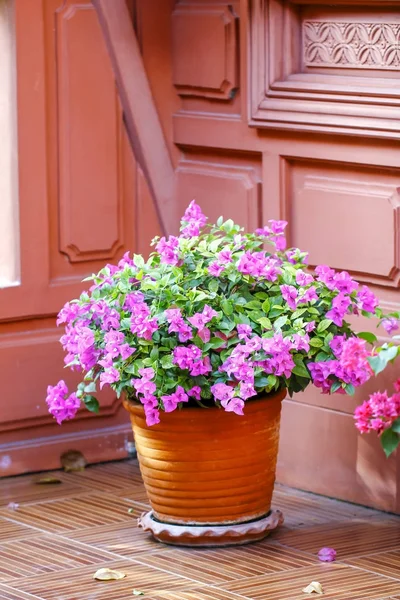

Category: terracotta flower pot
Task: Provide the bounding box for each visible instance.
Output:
[123,388,286,546]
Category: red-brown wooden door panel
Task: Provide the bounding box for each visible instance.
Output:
[0,0,160,476]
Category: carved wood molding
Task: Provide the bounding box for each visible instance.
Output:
[249,0,400,138]
[303,21,400,70]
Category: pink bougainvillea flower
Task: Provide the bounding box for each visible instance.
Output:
[382,317,399,335]
[208,262,224,276]
[318,547,337,562]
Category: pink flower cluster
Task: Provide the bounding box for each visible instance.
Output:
[133,367,160,426]
[128,293,158,340]
[156,235,180,266]
[165,308,193,342]
[188,305,218,343]
[172,344,212,376]
[46,380,80,425]
[309,337,372,394]
[355,379,400,434]
[237,252,282,281]
[180,200,208,238]
[210,383,245,415]
[208,249,233,277]
[256,219,288,251]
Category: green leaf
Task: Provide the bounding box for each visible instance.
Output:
[222,219,234,233]
[274,315,288,330]
[84,381,97,393]
[208,279,219,293]
[269,306,285,318]
[261,298,271,313]
[291,308,307,319]
[150,347,159,361]
[133,254,145,268]
[160,354,174,369]
[317,319,332,333]
[83,395,100,413]
[380,427,400,458]
[357,331,378,344]
[331,381,343,393]
[391,417,400,434]
[254,375,270,387]
[315,351,329,361]
[368,345,399,375]
[245,300,262,310]
[367,355,385,375]
[344,383,355,396]
[309,337,324,348]
[258,317,272,329]
[255,292,269,300]
[221,299,234,316]
[204,337,226,351]
[248,310,266,322]
[292,355,310,379]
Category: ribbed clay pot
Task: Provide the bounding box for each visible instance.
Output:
[123,388,285,536]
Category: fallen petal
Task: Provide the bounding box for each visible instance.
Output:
[7,502,19,511]
[93,568,126,581]
[318,547,337,562]
[133,591,144,596]
[302,581,324,594]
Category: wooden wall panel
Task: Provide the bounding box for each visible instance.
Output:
[0,0,161,476]
[177,153,261,229]
[172,2,239,99]
[56,3,124,264]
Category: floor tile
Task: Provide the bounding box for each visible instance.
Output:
[65,520,169,557]
[0,472,87,508]
[0,493,143,533]
[134,543,317,585]
[6,560,201,600]
[218,563,400,600]
[0,535,118,582]
[274,520,400,558]
[0,586,43,600]
[345,549,400,579]
[0,518,38,543]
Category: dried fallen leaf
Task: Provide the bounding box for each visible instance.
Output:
[133,591,144,596]
[302,581,324,595]
[35,476,62,485]
[93,568,126,581]
[128,508,135,514]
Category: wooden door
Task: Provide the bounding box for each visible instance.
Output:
[132,0,400,512]
[0,0,160,476]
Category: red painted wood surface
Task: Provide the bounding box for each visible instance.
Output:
[0,0,160,476]
[2,0,399,513]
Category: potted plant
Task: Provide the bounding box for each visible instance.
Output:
[47,201,399,546]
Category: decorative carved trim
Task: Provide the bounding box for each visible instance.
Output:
[249,0,400,138]
[303,21,400,69]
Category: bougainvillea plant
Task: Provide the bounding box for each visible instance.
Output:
[47,202,400,456]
